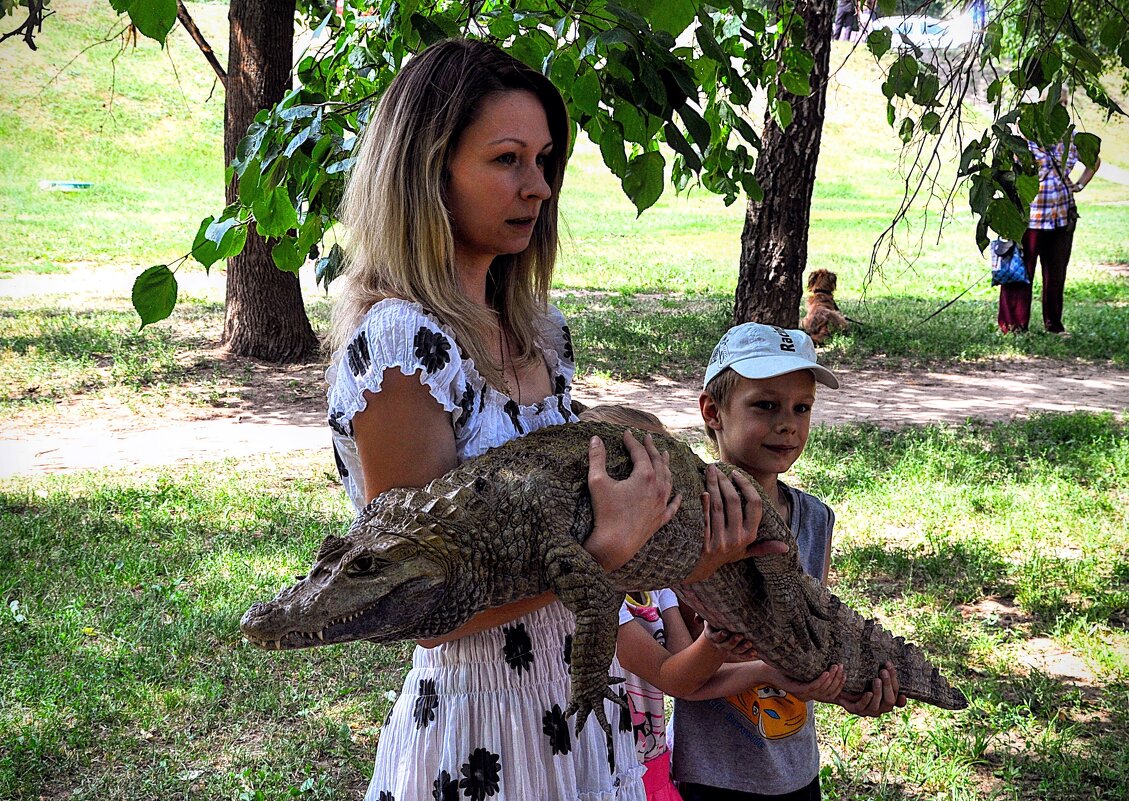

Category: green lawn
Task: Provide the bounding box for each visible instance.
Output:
[2,414,1126,800]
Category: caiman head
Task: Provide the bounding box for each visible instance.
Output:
[240,515,454,651]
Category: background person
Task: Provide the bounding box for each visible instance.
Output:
[999,88,1101,335]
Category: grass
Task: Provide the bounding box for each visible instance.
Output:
[2,414,1126,799]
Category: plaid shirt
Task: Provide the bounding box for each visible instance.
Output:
[1028,139,1079,230]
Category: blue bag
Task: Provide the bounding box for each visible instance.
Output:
[990,239,1029,287]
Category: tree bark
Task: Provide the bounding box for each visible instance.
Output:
[221,0,319,362]
[734,0,835,328]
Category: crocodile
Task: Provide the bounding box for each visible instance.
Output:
[242,421,967,744]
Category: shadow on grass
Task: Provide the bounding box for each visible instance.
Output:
[559,291,1129,382]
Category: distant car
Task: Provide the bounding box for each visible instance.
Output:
[873,13,976,51]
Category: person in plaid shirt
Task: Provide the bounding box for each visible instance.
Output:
[998,88,1101,334]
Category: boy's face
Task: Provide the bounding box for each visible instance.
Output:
[703,370,816,484]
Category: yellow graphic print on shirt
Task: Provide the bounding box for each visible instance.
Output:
[726,685,808,740]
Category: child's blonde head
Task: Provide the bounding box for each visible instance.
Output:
[578,404,669,436]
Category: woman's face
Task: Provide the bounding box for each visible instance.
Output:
[445,90,554,276]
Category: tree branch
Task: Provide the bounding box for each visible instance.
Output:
[0,0,51,50]
[175,0,227,90]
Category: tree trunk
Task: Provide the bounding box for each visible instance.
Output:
[221,0,318,362]
[734,0,835,328]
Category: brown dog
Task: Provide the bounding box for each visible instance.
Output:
[800,269,849,345]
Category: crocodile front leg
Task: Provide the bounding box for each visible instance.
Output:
[540,535,625,752]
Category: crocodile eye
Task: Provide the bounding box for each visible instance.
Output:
[345,555,377,577]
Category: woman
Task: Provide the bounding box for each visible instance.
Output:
[999,88,1101,334]
[325,39,760,800]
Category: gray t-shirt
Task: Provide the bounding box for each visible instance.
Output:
[670,481,834,795]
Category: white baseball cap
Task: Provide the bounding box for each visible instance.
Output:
[703,323,839,390]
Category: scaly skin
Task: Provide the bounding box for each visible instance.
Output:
[242,421,967,753]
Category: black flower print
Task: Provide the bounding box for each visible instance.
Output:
[560,324,574,362]
[562,634,573,666]
[503,400,524,434]
[553,374,570,419]
[378,793,395,801]
[501,622,534,673]
[542,703,572,756]
[328,408,353,437]
[332,441,349,479]
[414,327,452,374]
[458,747,501,801]
[413,678,439,729]
[618,688,633,733]
[347,330,372,376]
[456,384,476,430]
[432,770,458,801]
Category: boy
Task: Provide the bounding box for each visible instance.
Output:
[671,323,906,801]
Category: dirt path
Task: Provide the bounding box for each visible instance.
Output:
[3,362,1127,478]
[2,267,1127,477]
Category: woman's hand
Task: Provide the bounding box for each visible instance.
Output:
[761,662,847,703]
[685,467,785,582]
[583,431,680,571]
[834,661,908,716]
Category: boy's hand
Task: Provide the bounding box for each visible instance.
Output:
[703,624,758,661]
[686,467,786,582]
[584,431,681,570]
[761,663,846,702]
[834,661,908,716]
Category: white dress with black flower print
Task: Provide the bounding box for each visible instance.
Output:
[325,298,646,801]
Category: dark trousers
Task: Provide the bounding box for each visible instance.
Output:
[679,776,821,801]
[997,225,1074,333]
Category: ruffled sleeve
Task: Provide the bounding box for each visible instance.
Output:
[326,299,470,438]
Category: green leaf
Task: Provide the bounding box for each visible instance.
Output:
[1065,41,1103,76]
[1100,19,1128,51]
[921,111,941,134]
[315,243,345,290]
[771,99,793,130]
[969,173,993,212]
[132,265,177,328]
[695,25,727,64]
[598,121,628,177]
[780,71,811,97]
[271,237,305,273]
[1015,173,1040,206]
[123,0,176,43]
[238,158,264,207]
[253,187,299,238]
[1044,0,1068,24]
[571,69,600,117]
[1074,132,1100,168]
[622,150,665,214]
[676,103,711,147]
[663,121,701,172]
[987,197,1028,241]
[867,28,891,59]
[619,0,696,36]
[898,117,915,143]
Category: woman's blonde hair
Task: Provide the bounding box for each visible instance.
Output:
[329,39,571,387]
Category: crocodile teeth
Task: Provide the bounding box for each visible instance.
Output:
[317,631,324,641]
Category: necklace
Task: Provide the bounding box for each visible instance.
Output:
[499,322,521,402]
